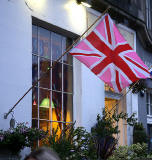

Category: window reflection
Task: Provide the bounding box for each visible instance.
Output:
[63,38,73,65]
[32,56,38,85]
[52,32,62,61]
[32,25,38,54]
[32,119,39,148]
[32,87,38,118]
[63,64,73,93]
[52,62,62,91]
[52,92,62,123]
[63,94,73,122]
[40,58,51,89]
[32,119,38,128]
[38,27,51,59]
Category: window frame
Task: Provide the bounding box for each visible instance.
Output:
[32,17,78,140]
[146,92,152,116]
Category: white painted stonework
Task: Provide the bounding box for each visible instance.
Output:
[0,0,138,157]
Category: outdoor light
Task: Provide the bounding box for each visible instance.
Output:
[24,0,45,11]
[76,0,92,7]
[40,98,55,109]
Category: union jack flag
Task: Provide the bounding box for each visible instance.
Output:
[70,14,150,92]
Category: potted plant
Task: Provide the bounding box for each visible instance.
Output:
[0,123,47,159]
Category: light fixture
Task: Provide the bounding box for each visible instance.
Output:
[40,98,55,109]
[33,99,37,106]
[81,2,91,7]
[76,0,92,8]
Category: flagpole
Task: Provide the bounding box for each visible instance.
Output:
[4,7,111,119]
[105,65,152,117]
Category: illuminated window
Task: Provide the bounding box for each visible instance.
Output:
[104,84,115,92]
[32,25,73,144]
[105,98,118,116]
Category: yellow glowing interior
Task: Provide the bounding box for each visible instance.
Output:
[105,98,118,117]
[66,111,71,122]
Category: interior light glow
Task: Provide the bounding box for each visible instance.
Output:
[64,1,86,34]
[25,0,45,11]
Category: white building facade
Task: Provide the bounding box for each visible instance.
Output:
[0,0,139,156]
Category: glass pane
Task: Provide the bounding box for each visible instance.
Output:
[63,94,73,122]
[147,104,149,115]
[32,87,38,118]
[150,105,152,115]
[39,120,51,135]
[51,122,62,137]
[32,119,38,148]
[39,120,51,146]
[105,98,118,116]
[146,93,149,103]
[52,91,62,122]
[52,62,62,91]
[32,25,38,54]
[32,55,38,85]
[63,65,73,93]
[52,32,62,61]
[32,119,38,128]
[39,89,51,120]
[63,38,72,65]
[39,58,51,89]
[38,27,51,59]
[150,94,152,105]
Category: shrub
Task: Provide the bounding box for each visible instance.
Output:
[90,109,136,160]
[108,143,148,160]
[48,123,96,160]
[0,123,47,154]
[45,110,137,160]
[133,122,147,144]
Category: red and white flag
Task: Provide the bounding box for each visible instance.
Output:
[70,14,150,92]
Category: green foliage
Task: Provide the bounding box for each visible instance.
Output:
[129,79,146,94]
[0,123,47,154]
[108,143,148,160]
[91,109,137,160]
[133,122,147,144]
[44,110,137,160]
[48,123,96,160]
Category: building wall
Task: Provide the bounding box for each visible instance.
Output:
[137,35,152,69]
[1,0,148,156]
[0,0,105,133]
[136,35,152,131]
[0,0,32,129]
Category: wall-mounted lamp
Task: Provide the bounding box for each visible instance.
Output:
[76,0,92,8]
